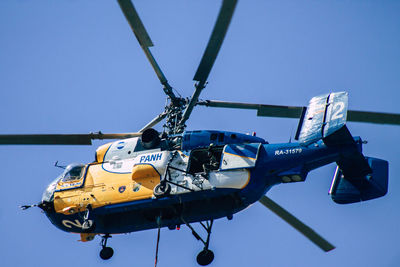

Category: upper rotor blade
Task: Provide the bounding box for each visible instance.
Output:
[193,0,238,84]
[117,0,177,101]
[117,0,153,48]
[259,195,335,252]
[180,0,238,126]
[0,133,142,145]
[197,100,400,125]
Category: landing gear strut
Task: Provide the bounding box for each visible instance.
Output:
[99,234,114,260]
[182,218,215,266]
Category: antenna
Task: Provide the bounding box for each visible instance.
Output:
[54,161,66,169]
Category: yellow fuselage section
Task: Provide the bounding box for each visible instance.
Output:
[54,162,159,215]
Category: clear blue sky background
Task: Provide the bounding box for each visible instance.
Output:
[1,1,400,267]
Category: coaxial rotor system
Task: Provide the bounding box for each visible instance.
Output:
[2,0,400,256]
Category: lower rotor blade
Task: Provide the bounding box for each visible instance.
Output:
[0,132,142,145]
[197,100,260,110]
[347,110,400,125]
[259,195,335,252]
[139,112,167,133]
[0,134,92,145]
[197,100,303,118]
[198,100,400,125]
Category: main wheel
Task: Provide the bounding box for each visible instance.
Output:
[153,183,171,198]
[196,249,214,266]
[100,247,114,260]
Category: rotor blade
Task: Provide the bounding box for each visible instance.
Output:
[0,133,142,145]
[197,100,400,125]
[180,83,206,126]
[193,0,238,84]
[117,0,177,102]
[139,112,167,133]
[117,0,153,47]
[197,100,304,118]
[259,195,335,252]
[180,0,238,126]
[347,110,400,125]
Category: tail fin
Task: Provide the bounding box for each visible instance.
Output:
[297,91,372,183]
[297,92,389,204]
[296,91,348,145]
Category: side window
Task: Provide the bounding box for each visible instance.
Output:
[187,146,223,174]
[218,133,224,142]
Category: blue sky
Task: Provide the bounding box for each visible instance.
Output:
[1,1,400,267]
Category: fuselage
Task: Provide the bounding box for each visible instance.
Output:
[40,130,354,235]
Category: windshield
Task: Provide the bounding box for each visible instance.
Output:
[41,163,85,202]
[42,176,60,202]
[61,163,85,182]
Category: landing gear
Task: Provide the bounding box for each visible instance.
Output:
[197,249,215,266]
[100,247,114,260]
[182,218,215,266]
[99,234,113,260]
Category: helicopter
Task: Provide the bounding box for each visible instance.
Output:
[3,0,400,266]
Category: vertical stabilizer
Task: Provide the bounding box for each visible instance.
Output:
[297,92,348,145]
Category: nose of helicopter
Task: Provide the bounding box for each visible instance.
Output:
[38,199,55,213]
[39,177,59,213]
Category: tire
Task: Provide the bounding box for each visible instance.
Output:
[196,249,214,266]
[100,247,114,260]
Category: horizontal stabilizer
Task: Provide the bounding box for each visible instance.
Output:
[329,157,388,204]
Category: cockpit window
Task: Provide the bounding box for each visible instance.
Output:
[42,177,59,202]
[62,164,85,182]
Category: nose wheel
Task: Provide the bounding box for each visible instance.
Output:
[197,249,214,266]
[100,247,114,260]
[99,234,114,260]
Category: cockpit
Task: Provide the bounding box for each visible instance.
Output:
[42,163,85,202]
[61,163,85,182]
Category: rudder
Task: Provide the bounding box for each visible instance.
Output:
[297,92,348,145]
